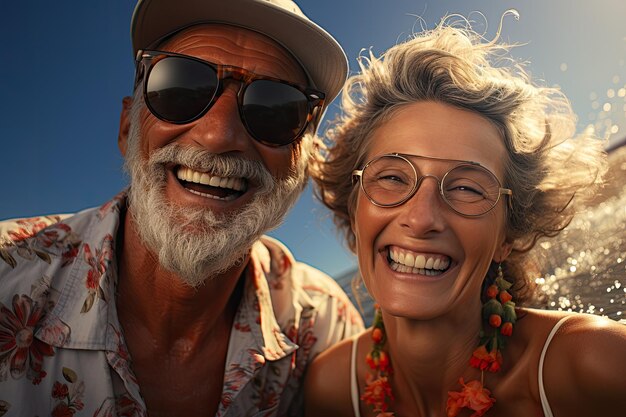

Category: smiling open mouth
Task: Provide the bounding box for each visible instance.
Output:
[387,247,451,276]
[176,166,247,201]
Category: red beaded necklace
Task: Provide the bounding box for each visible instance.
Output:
[362,266,517,417]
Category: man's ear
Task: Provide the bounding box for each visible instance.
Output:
[118,96,133,157]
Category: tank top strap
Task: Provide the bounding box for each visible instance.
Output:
[350,332,362,417]
[538,315,572,417]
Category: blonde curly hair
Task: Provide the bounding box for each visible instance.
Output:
[311,18,607,302]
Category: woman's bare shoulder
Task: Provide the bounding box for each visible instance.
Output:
[304,329,369,417]
[524,309,626,415]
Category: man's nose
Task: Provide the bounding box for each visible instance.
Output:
[184,83,252,153]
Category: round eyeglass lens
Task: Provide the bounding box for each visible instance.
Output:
[361,155,416,206]
[242,80,309,145]
[442,165,501,215]
[146,56,218,123]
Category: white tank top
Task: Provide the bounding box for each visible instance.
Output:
[349,315,572,417]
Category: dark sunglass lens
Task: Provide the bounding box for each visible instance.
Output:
[242,80,309,145]
[146,56,218,123]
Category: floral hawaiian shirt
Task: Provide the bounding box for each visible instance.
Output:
[0,192,364,416]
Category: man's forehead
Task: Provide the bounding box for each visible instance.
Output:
[157,23,308,84]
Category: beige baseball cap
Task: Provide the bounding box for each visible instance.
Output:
[131,0,348,104]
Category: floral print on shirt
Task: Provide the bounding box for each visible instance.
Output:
[0,192,364,416]
[81,234,114,313]
[50,368,86,417]
[0,293,55,385]
[0,217,81,270]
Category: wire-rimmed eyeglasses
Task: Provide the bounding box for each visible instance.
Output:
[352,153,513,217]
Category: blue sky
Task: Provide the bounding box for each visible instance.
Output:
[1,0,625,278]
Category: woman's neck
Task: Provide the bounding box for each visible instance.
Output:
[379,306,483,415]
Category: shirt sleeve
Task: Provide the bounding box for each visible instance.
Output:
[294,261,365,357]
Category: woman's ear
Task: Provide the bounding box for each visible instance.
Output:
[493,241,513,263]
[118,96,133,157]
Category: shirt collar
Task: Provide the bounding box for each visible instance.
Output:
[36,192,125,350]
[36,192,299,360]
[240,239,299,361]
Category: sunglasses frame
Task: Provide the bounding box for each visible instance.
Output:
[134,49,326,147]
[352,153,513,217]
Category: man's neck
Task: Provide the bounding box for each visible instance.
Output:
[114,209,251,416]
[115,209,248,347]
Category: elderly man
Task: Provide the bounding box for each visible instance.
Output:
[0,0,363,415]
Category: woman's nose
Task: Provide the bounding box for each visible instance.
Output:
[397,176,447,235]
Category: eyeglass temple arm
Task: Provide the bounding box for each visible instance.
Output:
[306,99,327,133]
[133,49,149,90]
[500,188,513,209]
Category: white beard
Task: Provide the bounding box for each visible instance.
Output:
[123,100,308,288]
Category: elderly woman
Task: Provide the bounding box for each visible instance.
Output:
[305,18,626,417]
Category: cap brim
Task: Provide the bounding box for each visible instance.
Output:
[131,0,347,104]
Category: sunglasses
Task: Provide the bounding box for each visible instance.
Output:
[134,50,326,147]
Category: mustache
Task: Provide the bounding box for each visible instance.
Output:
[147,143,275,188]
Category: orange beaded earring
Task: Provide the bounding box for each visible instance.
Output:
[446,263,517,416]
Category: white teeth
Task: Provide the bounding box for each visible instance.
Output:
[186,188,237,201]
[388,261,443,276]
[442,258,450,269]
[176,167,245,191]
[397,251,405,264]
[388,248,450,275]
[425,257,434,269]
[433,258,441,269]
